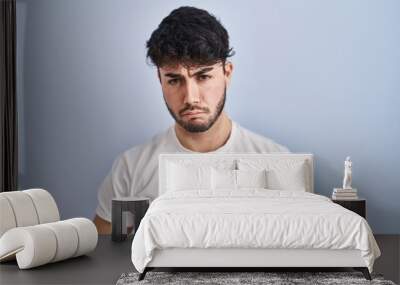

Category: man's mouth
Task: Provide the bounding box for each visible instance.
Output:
[182,111,205,117]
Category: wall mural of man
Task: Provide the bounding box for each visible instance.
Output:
[93,6,289,234]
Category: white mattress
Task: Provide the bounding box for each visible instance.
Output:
[131,189,381,273]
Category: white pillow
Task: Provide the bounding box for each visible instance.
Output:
[211,168,268,190]
[237,169,268,189]
[266,162,307,191]
[237,159,308,191]
[166,162,212,191]
[211,168,236,190]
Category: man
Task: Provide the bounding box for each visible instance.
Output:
[94,6,289,234]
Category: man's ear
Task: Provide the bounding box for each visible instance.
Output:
[224,61,234,87]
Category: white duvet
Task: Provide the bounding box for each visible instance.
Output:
[131,189,380,273]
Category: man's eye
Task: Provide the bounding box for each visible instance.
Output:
[198,75,211,81]
[168,79,179,85]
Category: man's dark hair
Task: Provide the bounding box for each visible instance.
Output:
[146,6,235,70]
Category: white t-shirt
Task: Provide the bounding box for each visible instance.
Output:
[96,120,289,222]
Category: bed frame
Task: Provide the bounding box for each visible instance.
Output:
[138,153,372,281]
[140,248,371,280]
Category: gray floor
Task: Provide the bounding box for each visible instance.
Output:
[373,235,400,284]
[0,236,134,284]
[0,235,398,285]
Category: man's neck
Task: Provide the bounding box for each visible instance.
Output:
[174,113,232,153]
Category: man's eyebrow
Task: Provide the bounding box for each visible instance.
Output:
[192,67,214,75]
[164,73,181,78]
[164,67,214,78]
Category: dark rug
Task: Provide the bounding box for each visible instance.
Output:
[116,271,396,285]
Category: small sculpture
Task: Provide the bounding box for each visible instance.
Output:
[342,156,352,189]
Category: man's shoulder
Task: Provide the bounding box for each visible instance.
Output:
[118,127,172,165]
[234,122,290,153]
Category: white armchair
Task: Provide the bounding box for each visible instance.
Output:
[0,189,97,269]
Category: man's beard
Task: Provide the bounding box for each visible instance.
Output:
[164,85,226,133]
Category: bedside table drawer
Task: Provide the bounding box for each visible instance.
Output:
[332,199,366,218]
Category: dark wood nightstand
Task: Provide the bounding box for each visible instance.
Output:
[332,198,366,218]
[111,197,150,242]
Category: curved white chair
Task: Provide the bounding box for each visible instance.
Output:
[0,189,60,237]
[0,218,98,269]
[0,189,98,269]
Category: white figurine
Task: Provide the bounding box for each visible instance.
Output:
[342,156,352,189]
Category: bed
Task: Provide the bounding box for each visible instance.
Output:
[130,153,381,281]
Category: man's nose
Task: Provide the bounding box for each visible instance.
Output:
[183,80,200,105]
